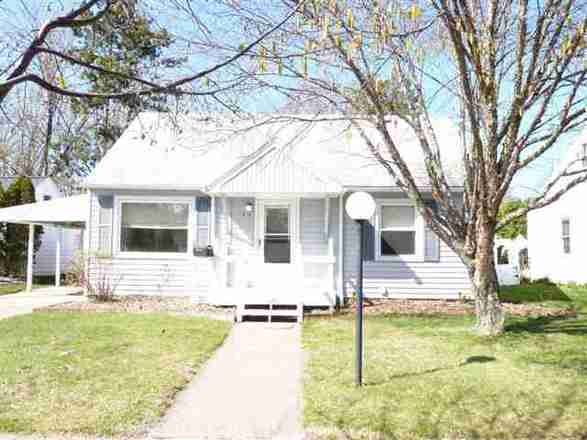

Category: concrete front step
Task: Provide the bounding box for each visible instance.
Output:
[236,303,304,323]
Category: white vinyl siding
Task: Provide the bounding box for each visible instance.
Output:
[424,226,440,262]
[343,193,470,299]
[87,191,214,297]
[300,199,329,256]
[29,178,82,276]
[194,196,211,253]
[97,195,113,255]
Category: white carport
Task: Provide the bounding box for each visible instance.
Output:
[0,194,87,292]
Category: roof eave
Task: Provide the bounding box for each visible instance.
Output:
[342,185,465,192]
[84,183,207,192]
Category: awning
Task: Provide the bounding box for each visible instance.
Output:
[0,193,88,228]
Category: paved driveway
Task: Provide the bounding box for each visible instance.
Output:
[0,287,85,320]
[151,322,303,440]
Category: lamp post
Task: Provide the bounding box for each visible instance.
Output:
[345,191,376,386]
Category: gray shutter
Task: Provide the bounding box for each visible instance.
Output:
[363,218,376,261]
[97,195,113,255]
[194,196,211,255]
[424,200,440,262]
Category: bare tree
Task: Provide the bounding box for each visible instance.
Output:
[216,0,587,335]
[0,0,298,104]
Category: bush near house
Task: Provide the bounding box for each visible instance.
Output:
[0,177,43,277]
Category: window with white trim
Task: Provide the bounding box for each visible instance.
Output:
[120,202,189,253]
[562,218,571,254]
[377,203,420,258]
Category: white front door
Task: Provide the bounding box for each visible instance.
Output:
[258,200,298,285]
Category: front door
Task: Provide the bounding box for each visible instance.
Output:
[261,202,294,264]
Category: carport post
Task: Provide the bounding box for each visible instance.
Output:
[26,224,34,292]
[55,228,61,287]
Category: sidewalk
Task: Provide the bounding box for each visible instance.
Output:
[150,322,303,440]
[0,287,84,320]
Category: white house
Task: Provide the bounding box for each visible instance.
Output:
[0,177,82,277]
[528,136,587,284]
[82,113,471,308]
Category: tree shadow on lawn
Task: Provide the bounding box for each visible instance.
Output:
[308,381,585,440]
[506,313,587,335]
[363,355,496,386]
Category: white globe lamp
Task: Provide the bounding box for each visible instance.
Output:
[345,191,376,221]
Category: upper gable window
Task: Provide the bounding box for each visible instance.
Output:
[43,195,51,201]
[120,202,189,253]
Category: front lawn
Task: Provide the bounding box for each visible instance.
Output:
[0,283,49,296]
[304,284,587,439]
[0,283,26,295]
[0,311,230,435]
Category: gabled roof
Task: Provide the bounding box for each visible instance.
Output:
[85,112,464,193]
[213,148,343,194]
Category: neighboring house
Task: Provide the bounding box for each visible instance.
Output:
[494,236,528,286]
[0,177,82,276]
[528,137,587,284]
[84,113,471,306]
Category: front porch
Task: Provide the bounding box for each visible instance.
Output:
[202,195,344,308]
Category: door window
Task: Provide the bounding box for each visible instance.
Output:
[264,206,291,263]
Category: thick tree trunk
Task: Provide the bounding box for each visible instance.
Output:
[471,225,504,336]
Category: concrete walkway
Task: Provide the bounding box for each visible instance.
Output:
[0,287,85,320]
[150,322,303,440]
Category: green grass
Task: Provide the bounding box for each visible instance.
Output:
[0,283,26,295]
[304,284,587,439]
[0,311,231,435]
[498,281,585,309]
[0,283,49,296]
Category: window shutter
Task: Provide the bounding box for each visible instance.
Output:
[97,195,113,255]
[362,218,376,261]
[194,196,211,255]
[424,200,440,262]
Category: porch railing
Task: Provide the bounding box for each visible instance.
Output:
[214,254,335,292]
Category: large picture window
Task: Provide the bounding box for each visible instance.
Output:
[377,203,421,258]
[120,202,189,253]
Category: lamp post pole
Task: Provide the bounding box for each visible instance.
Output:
[345,191,375,388]
[356,218,365,386]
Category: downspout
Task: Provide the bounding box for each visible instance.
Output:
[338,193,344,304]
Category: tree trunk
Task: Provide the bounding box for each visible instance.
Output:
[472,225,504,336]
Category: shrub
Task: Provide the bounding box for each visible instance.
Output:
[85,256,121,303]
[64,251,87,287]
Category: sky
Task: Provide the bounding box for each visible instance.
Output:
[0,0,583,199]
